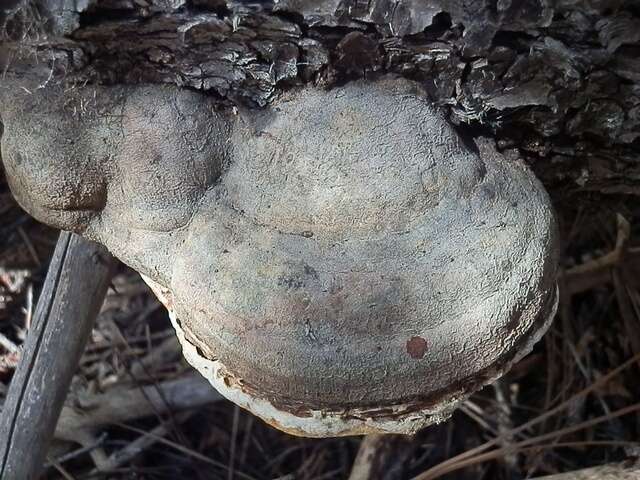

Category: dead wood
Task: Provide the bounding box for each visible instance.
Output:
[348,434,417,480]
[55,372,222,441]
[532,458,640,480]
[0,232,115,480]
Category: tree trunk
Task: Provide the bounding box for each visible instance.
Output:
[1,0,639,228]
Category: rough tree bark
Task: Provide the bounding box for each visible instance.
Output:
[0,0,638,229]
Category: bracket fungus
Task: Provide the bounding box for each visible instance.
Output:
[0,74,558,437]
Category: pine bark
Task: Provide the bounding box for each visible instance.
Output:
[2,1,639,222]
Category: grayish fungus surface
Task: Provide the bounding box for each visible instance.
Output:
[0,75,558,436]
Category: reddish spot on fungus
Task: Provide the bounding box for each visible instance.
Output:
[406,336,427,359]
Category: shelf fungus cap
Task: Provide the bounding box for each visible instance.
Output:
[1,75,558,437]
[142,78,558,437]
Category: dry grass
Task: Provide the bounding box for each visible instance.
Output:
[1,163,639,479]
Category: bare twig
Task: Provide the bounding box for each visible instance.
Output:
[115,422,258,480]
[412,352,640,480]
[413,403,640,480]
[531,458,640,479]
[0,332,18,354]
[0,232,116,480]
[349,434,415,480]
[129,334,180,378]
[45,433,108,468]
[95,412,193,471]
[55,372,223,441]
